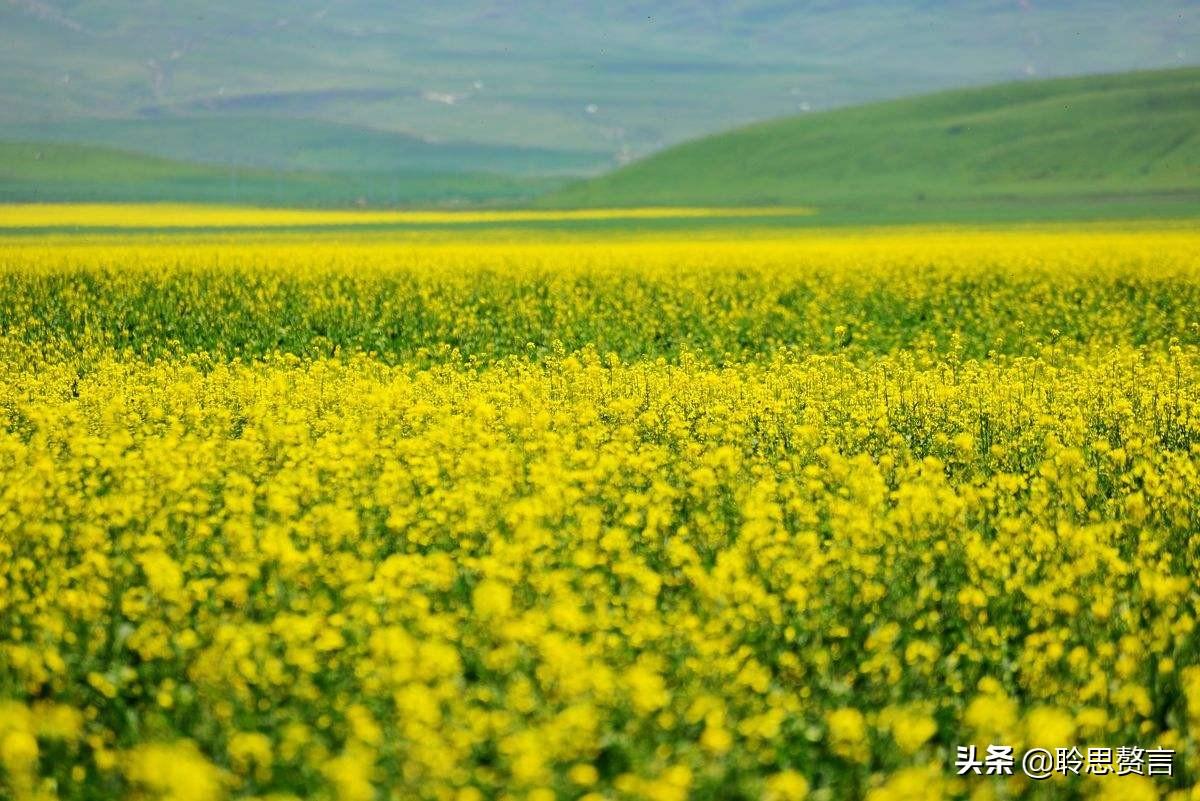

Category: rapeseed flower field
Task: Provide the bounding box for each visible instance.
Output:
[1,216,1199,801]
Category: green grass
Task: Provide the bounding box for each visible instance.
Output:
[546,67,1200,222]
[0,117,609,176]
[0,142,566,207]
[7,68,1200,220]
[2,2,1195,158]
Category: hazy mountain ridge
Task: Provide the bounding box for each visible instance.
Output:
[3,0,1196,168]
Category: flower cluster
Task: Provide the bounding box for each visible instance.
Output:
[1,225,1198,800]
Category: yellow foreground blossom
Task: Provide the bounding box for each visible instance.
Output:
[1,222,1199,800]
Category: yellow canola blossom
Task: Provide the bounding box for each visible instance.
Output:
[0,226,1198,800]
[0,203,815,230]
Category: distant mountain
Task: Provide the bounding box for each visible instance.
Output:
[545,67,1200,222]
[0,117,608,176]
[1,1,1196,170]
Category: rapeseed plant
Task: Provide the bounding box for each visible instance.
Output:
[0,222,1198,800]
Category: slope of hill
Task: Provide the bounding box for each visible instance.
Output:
[0,142,564,207]
[545,68,1200,221]
[1,1,1195,162]
[0,118,610,176]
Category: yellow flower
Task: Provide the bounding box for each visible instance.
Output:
[866,766,948,801]
[32,703,83,741]
[123,741,225,801]
[1091,774,1160,801]
[625,661,670,714]
[1182,666,1200,725]
[964,686,1018,744]
[1022,706,1074,750]
[1,730,38,774]
[321,744,376,801]
[765,770,810,801]
[700,722,733,755]
[472,580,514,619]
[826,707,868,762]
[880,706,937,754]
[227,732,273,781]
[567,764,599,786]
[346,706,382,746]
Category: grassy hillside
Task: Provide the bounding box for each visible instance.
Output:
[0,118,609,176]
[1,2,1195,160]
[7,68,1199,217]
[547,68,1200,221]
[0,142,564,207]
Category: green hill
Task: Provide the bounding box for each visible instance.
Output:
[2,2,1196,160]
[547,68,1200,222]
[0,142,564,207]
[0,117,609,176]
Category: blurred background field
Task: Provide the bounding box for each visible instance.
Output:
[2,2,1198,222]
[3,67,1198,224]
